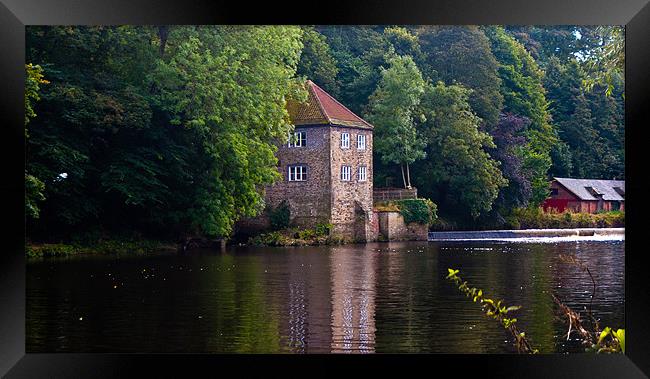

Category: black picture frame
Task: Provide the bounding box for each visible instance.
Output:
[1,0,649,377]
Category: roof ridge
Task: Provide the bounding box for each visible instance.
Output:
[555,177,624,182]
[307,80,374,129]
[306,80,331,125]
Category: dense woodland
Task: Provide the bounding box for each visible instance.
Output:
[25,26,624,241]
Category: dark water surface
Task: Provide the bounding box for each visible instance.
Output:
[27,240,624,353]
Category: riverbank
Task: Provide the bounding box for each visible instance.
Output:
[26,239,178,258]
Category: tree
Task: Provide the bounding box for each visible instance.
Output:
[25,63,48,219]
[26,26,305,240]
[317,26,392,116]
[543,56,624,179]
[413,82,507,220]
[417,26,503,129]
[583,26,624,97]
[484,26,556,206]
[366,54,427,189]
[490,113,531,212]
[296,27,340,97]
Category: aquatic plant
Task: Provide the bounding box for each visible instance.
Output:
[446,268,538,354]
[553,254,625,353]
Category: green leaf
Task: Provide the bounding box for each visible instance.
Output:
[598,327,611,344]
[505,306,522,313]
[613,329,625,353]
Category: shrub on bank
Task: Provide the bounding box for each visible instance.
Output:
[249,223,335,246]
[26,239,171,258]
[507,208,624,229]
[374,198,438,225]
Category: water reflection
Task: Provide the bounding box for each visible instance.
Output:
[330,246,377,353]
[26,240,624,353]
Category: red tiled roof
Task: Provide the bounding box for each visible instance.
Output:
[287,80,373,129]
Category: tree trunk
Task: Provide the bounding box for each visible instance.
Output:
[400,164,407,189]
[406,162,412,189]
[158,26,169,58]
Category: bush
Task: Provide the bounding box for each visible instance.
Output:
[394,198,438,225]
[508,207,624,229]
[249,223,332,247]
[269,200,290,230]
[26,239,168,258]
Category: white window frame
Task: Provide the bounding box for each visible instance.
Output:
[357,134,366,150]
[288,165,307,182]
[288,130,306,148]
[341,165,351,181]
[341,132,350,149]
[358,166,367,182]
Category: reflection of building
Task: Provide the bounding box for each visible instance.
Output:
[329,247,377,353]
[543,177,625,213]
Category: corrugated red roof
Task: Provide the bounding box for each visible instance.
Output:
[287,80,373,129]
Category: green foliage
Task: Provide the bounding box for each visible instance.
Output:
[414,82,507,219]
[417,26,503,128]
[268,201,290,231]
[582,26,624,97]
[366,54,428,188]
[26,239,167,258]
[25,63,49,220]
[25,172,46,219]
[484,26,556,206]
[446,268,538,354]
[507,208,624,229]
[297,27,340,96]
[394,198,437,225]
[25,63,49,127]
[249,223,333,247]
[26,26,305,240]
[26,25,625,238]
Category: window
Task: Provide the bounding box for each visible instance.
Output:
[341,165,351,181]
[357,134,366,150]
[550,188,559,196]
[358,166,367,182]
[288,165,307,181]
[288,131,306,147]
[341,132,350,149]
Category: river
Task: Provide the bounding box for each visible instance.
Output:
[26,239,624,353]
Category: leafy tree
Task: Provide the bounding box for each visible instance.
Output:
[490,113,531,212]
[26,26,305,240]
[417,26,503,129]
[296,27,340,96]
[582,26,624,97]
[25,63,49,220]
[484,26,555,206]
[366,54,427,189]
[543,56,623,179]
[413,82,507,220]
[317,26,392,116]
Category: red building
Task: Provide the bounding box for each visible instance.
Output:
[542,177,625,213]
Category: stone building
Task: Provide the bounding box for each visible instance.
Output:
[262,80,376,241]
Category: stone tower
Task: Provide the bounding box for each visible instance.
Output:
[264,80,376,242]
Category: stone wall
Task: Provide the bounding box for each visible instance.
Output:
[239,124,376,242]
[377,211,428,241]
[264,125,333,228]
[329,126,374,241]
